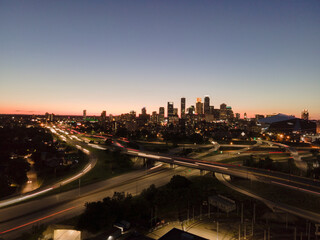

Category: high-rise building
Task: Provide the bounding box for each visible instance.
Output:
[244,112,247,119]
[167,102,174,117]
[235,113,240,120]
[301,109,309,120]
[204,95,210,115]
[220,103,227,110]
[141,107,147,115]
[159,107,165,123]
[173,108,178,116]
[181,97,186,118]
[83,110,87,121]
[196,98,203,115]
[151,111,158,123]
[100,111,106,125]
[188,105,195,115]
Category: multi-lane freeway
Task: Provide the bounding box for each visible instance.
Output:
[1,126,320,239]
[0,164,198,239]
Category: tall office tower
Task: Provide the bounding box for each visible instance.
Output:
[188,105,195,115]
[151,111,158,123]
[301,109,309,120]
[83,110,87,121]
[209,106,215,114]
[159,107,165,116]
[196,98,203,115]
[235,113,240,120]
[173,108,178,116]
[100,110,106,124]
[220,103,227,110]
[244,112,247,119]
[181,97,186,118]
[167,102,174,117]
[204,95,210,115]
[130,110,136,121]
[159,107,165,123]
[141,107,147,115]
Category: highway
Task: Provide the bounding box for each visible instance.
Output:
[1,126,319,239]
[215,173,320,223]
[0,126,97,209]
[0,165,198,239]
[124,145,320,199]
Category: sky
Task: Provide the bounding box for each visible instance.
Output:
[0,0,319,119]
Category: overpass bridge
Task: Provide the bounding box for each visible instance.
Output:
[123,147,320,198]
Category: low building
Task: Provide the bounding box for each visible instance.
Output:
[159,228,208,240]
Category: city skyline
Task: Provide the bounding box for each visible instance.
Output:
[1,1,319,119]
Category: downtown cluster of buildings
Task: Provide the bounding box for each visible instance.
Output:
[39,96,319,142]
[84,96,236,126]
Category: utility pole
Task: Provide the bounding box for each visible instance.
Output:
[244,223,246,239]
[252,219,254,237]
[78,178,81,196]
[187,202,190,224]
[294,227,296,240]
[308,222,311,240]
[253,203,256,224]
[217,221,219,240]
[241,202,244,224]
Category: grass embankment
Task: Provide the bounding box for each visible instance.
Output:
[51,146,133,194]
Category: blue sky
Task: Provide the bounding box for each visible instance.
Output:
[1,0,319,118]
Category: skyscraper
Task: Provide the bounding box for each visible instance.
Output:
[141,107,147,115]
[196,98,203,115]
[159,107,165,123]
[100,110,106,126]
[181,97,186,119]
[204,95,210,115]
[167,102,174,117]
[301,109,309,120]
[83,110,86,121]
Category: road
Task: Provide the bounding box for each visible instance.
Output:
[0,165,198,239]
[0,126,97,208]
[124,144,320,198]
[215,173,320,223]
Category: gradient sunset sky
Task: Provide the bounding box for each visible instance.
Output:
[1,0,319,119]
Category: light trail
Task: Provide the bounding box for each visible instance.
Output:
[174,160,197,167]
[0,206,80,235]
[196,162,228,170]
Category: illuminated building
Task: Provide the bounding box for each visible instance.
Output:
[83,110,86,121]
[188,105,195,115]
[255,114,264,120]
[141,107,147,115]
[151,111,158,123]
[181,97,186,119]
[100,110,106,125]
[167,102,174,117]
[204,95,210,115]
[301,109,309,120]
[219,103,227,120]
[159,107,165,123]
[196,98,203,115]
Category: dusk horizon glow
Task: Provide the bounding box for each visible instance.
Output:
[1,1,319,119]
